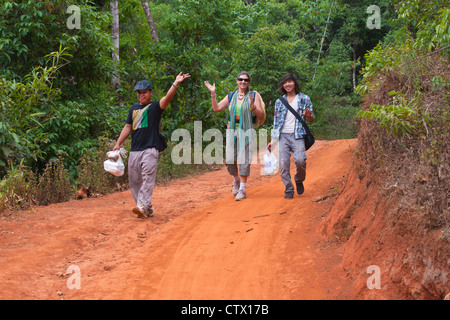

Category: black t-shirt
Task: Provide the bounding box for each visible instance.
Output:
[126,101,164,151]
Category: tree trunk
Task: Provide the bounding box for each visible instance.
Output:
[110,0,120,91]
[141,1,159,43]
[352,43,357,89]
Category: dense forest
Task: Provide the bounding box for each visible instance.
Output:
[0,0,448,214]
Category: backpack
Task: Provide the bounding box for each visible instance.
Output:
[227,91,266,127]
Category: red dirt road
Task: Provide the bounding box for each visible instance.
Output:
[0,139,357,300]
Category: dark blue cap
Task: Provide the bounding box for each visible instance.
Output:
[134,80,153,91]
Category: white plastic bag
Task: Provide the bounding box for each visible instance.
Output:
[104,148,127,177]
[263,150,278,175]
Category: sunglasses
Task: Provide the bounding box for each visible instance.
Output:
[237,78,250,82]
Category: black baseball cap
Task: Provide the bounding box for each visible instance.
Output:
[134,80,153,91]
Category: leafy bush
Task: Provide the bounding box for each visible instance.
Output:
[0,162,37,212]
[311,94,360,140]
[0,47,69,175]
[358,91,425,137]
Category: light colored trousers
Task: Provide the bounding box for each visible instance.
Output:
[226,140,251,177]
[128,148,159,211]
[278,133,307,194]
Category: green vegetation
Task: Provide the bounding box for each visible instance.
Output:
[356,0,449,230]
[358,91,425,137]
[2,0,446,215]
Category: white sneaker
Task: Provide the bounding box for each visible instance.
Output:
[235,189,246,201]
[232,180,240,195]
[132,205,146,218]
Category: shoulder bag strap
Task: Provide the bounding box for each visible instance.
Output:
[279,96,313,137]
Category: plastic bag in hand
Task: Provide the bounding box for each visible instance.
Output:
[104,148,127,176]
[263,150,278,175]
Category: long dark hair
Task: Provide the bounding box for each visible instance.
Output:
[278,73,300,95]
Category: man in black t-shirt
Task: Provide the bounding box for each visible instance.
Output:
[113,72,190,218]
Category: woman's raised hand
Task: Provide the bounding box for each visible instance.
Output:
[204,81,216,93]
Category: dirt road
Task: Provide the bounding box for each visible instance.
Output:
[0,139,357,300]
